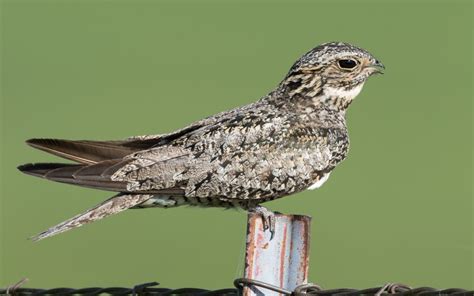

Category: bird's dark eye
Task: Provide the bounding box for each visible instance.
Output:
[338,59,358,69]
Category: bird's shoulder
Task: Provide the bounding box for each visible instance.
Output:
[187,105,348,150]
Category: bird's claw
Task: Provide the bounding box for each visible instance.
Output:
[251,205,276,240]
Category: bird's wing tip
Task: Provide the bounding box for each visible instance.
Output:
[25,138,46,146]
[17,163,32,172]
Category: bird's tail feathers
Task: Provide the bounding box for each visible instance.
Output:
[31,194,153,241]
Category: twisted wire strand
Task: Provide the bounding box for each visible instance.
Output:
[1,279,472,295]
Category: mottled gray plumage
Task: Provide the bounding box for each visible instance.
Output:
[18,41,384,241]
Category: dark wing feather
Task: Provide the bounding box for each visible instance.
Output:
[17,163,79,178]
[18,161,129,191]
[25,139,144,164]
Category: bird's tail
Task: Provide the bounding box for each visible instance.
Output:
[31,194,153,241]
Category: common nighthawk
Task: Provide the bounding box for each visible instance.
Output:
[18,42,384,241]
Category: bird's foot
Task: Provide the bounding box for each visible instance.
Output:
[250,205,276,240]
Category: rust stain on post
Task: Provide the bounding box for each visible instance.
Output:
[243,213,311,296]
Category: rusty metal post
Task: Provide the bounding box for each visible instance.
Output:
[243,213,311,296]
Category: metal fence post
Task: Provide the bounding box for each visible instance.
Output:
[243,213,311,296]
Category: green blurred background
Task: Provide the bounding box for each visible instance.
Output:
[1,0,472,290]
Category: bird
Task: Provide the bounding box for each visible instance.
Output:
[18,41,384,241]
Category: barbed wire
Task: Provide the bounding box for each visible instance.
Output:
[234,278,473,295]
[1,278,472,295]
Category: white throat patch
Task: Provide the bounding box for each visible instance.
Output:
[324,83,364,101]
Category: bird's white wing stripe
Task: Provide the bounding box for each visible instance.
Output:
[307,172,331,190]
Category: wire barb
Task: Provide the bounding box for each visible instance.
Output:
[5,278,29,295]
[234,278,292,295]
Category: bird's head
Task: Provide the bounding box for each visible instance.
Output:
[281,42,384,110]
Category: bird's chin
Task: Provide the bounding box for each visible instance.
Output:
[366,66,384,76]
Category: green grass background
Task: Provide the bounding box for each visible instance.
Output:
[1,0,472,290]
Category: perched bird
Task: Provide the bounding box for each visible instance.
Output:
[18,41,384,241]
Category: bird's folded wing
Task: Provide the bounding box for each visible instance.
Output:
[25,138,154,164]
[24,121,206,164]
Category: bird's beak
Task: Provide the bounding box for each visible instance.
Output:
[366,59,385,75]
